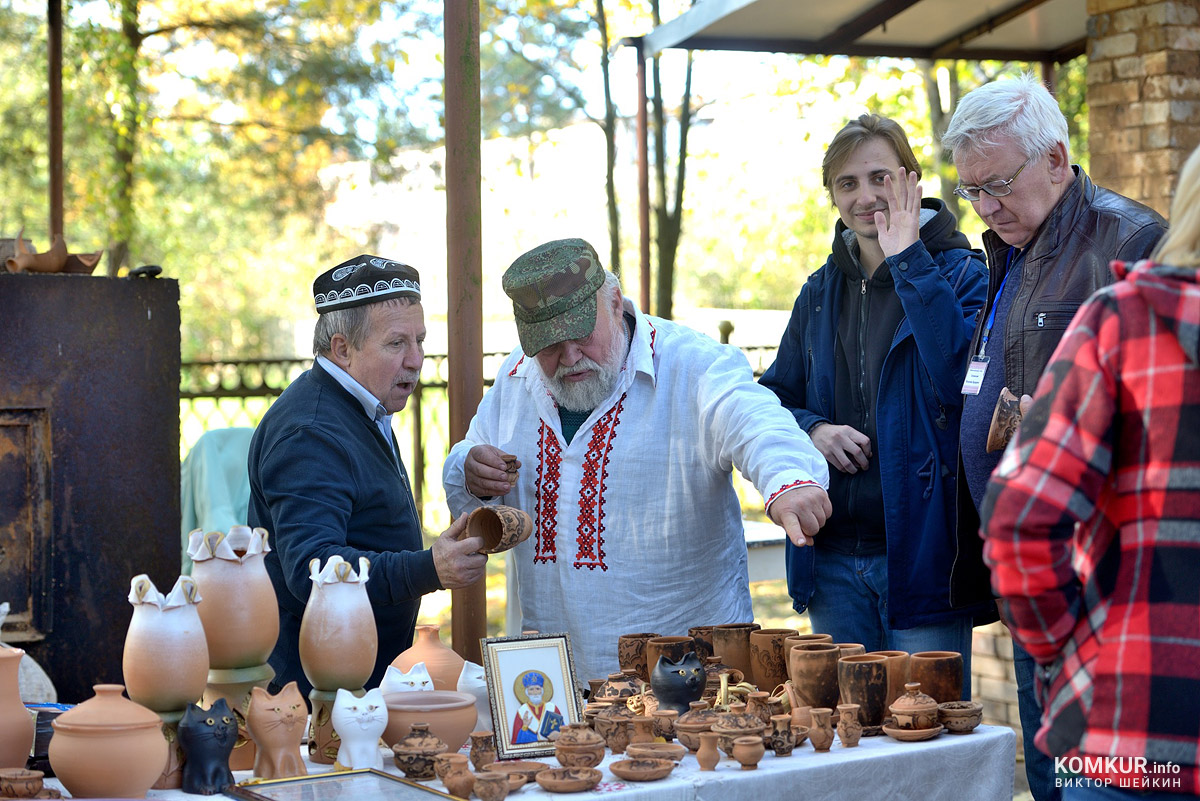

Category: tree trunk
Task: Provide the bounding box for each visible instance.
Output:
[108,0,141,276]
[919,59,962,222]
[595,0,620,278]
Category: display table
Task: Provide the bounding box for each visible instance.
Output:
[42,724,1014,800]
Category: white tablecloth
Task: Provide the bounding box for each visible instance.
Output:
[43,724,1014,800]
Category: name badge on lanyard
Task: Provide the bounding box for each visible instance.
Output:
[961,356,989,395]
[962,248,1016,397]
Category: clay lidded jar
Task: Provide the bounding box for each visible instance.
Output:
[673,700,719,752]
[0,648,35,769]
[889,682,940,730]
[187,527,279,669]
[594,703,636,754]
[593,671,641,703]
[48,684,169,799]
[808,707,835,752]
[696,731,721,771]
[122,574,209,713]
[712,702,767,756]
[787,642,841,710]
[554,723,605,769]
[391,722,447,780]
[392,625,466,692]
[909,651,964,704]
[299,556,377,691]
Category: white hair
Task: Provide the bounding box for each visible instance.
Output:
[942,72,1070,162]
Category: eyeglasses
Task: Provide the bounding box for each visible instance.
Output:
[954,157,1031,202]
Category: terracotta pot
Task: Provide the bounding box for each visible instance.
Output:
[443,760,476,798]
[688,626,716,662]
[790,704,812,730]
[381,690,477,751]
[473,771,510,801]
[889,682,939,730]
[702,657,744,701]
[909,651,964,704]
[836,703,862,747]
[732,735,765,770]
[711,623,758,680]
[391,624,466,692]
[835,642,866,659]
[554,723,605,768]
[122,575,209,713]
[783,633,834,656]
[651,708,678,742]
[808,707,835,752]
[0,648,35,769]
[748,628,797,692]
[645,636,695,681]
[787,642,840,710]
[837,654,889,729]
[391,722,447,781]
[188,527,280,670]
[433,751,468,781]
[768,714,795,756]
[616,632,659,684]
[593,671,641,702]
[627,715,656,746]
[0,767,42,797]
[938,700,984,734]
[48,684,168,799]
[868,650,910,710]
[696,731,721,771]
[467,505,533,554]
[593,703,635,754]
[673,700,719,752]
[298,556,376,691]
[469,730,497,771]
[712,703,766,756]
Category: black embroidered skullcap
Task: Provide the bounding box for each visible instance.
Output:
[312,255,421,313]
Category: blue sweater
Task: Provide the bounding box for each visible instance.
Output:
[248,361,441,694]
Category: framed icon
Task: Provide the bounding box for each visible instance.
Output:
[480,632,584,759]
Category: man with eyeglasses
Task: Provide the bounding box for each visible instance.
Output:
[942,73,1166,801]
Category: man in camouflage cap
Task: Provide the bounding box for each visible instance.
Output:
[443,238,832,683]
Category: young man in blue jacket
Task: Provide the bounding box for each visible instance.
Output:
[761,115,990,679]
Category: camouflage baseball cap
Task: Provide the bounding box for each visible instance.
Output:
[502,238,605,356]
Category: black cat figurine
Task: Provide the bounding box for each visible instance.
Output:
[650,651,706,714]
[178,698,237,795]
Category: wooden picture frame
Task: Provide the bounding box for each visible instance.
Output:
[224,769,455,801]
[480,632,584,759]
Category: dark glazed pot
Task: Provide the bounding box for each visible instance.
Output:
[787,643,840,711]
[837,654,889,730]
[909,651,964,704]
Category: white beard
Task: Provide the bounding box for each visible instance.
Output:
[540,318,629,413]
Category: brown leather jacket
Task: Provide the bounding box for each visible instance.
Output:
[953,166,1166,614]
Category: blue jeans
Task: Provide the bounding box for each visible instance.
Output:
[805,549,973,695]
[1015,639,1063,801]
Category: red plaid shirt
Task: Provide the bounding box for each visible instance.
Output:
[982,260,1200,794]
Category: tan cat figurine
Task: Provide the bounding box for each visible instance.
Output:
[245,681,308,780]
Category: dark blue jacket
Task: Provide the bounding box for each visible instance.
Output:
[248,361,441,695]
[761,200,993,629]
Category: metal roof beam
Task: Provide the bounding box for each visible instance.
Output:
[817,0,923,47]
[931,0,1057,58]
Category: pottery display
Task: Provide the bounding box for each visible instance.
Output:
[617,632,659,684]
[836,703,862,747]
[593,701,636,754]
[391,722,447,780]
[688,626,716,662]
[0,648,36,769]
[909,651,964,704]
[868,650,911,710]
[536,766,602,793]
[748,628,797,691]
[593,670,642,703]
[882,723,944,742]
[838,653,889,732]
[711,623,758,679]
[610,757,676,781]
[938,700,984,733]
[381,690,477,751]
[298,555,376,691]
[651,708,678,742]
[732,736,765,770]
[626,741,687,762]
[472,771,510,801]
[187,527,279,670]
[122,574,209,714]
[711,703,767,756]
[0,768,43,798]
[48,684,169,800]
[483,760,550,783]
[649,652,706,715]
[246,682,307,780]
[673,700,720,751]
[767,714,795,756]
[889,682,940,730]
[696,731,721,771]
[554,723,606,768]
[467,505,533,554]
[788,642,840,710]
[469,730,497,771]
[808,707,835,752]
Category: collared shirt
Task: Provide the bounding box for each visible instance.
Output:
[443,298,829,683]
[316,354,395,451]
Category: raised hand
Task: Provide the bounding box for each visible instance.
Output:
[875,170,922,259]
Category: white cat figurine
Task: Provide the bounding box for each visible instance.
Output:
[380,662,434,694]
[457,661,493,731]
[330,687,387,770]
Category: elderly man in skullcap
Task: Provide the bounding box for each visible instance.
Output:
[250,255,487,696]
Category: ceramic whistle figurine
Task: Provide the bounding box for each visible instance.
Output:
[246,682,307,779]
[331,687,387,769]
[650,652,706,715]
[178,699,237,795]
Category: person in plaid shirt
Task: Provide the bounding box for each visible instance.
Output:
[981,144,1200,800]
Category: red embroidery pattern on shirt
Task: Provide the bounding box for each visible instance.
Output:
[647,320,657,356]
[508,355,525,377]
[765,479,822,510]
[574,394,626,571]
[534,421,561,563]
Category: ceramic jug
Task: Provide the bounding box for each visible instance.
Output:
[0,647,35,768]
[392,625,464,692]
[298,556,376,691]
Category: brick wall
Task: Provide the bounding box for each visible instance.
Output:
[972,622,1023,752]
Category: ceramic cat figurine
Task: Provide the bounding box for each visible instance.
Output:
[246,682,307,780]
[457,661,493,731]
[380,662,433,694]
[650,652,707,715]
[177,699,236,795]
[331,687,387,769]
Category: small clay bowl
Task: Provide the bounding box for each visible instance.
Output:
[473,771,511,801]
[791,724,811,748]
[625,742,687,762]
[506,773,529,793]
[0,769,43,798]
[938,701,983,734]
[882,723,944,742]
[535,767,603,793]
[483,760,551,783]
[609,758,676,782]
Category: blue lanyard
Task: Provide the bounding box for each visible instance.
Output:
[979,248,1017,357]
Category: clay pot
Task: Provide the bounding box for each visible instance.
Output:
[792,724,810,748]
[535,767,601,793]
[808,707,835,752]
[646,636,695,678]
[711,623,758,679]
[835,642,866,659]
[381,690,477,751]
[0,768,42,798]
[673,700,719,751]
[790,704,812,730]
[593,671,642,703]
[748,628,797,692]
[651,708,678,742]
[433,752,469,781]
[938,700,984,734]
[122,575,209,713]
[909,651,964,704]
[837,654,889,730]
[48,684,169,799]
[712,704,767,756]
[732,736,765,770]
[688,626,716,662]
[298,556,376,691]
[889,682,939,730]
[868,650,910,710]
[392,625,466,693]
[187,527,279,670]
[469,730,497,771]
[467,505,533,554]
[0,648,36,769]
[610,757,676,781]
[626,741,686,761]
[768,714,795,756]
[594,703,635,754]
[391,722,447,780]
[442,760,475,798]
[836,703,862,747]
[586,677,606,700]
[628,715,656,745]
[787,642,840,710]
[473,771,510,801]
[483,760,548,783]
[554,723,605,768]
[582,701,609,731]
[696,731,721,771]
[617,632,659,684]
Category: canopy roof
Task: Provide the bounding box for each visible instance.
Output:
[643,0,1087,63]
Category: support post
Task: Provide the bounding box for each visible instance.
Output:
[635,38,651,313]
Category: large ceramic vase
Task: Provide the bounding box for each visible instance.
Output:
[392,625,465,692]
[188,527,279,669]
[711,623,758,680]
[122,574,210,713]
[748,628,797,692]
[909,651,964,704]
[837,654,888,731]
[787,642,840,710]
[617,632,659,684]
[0,647,35,768]
[299,556,377,691]
[869,650,910,710]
